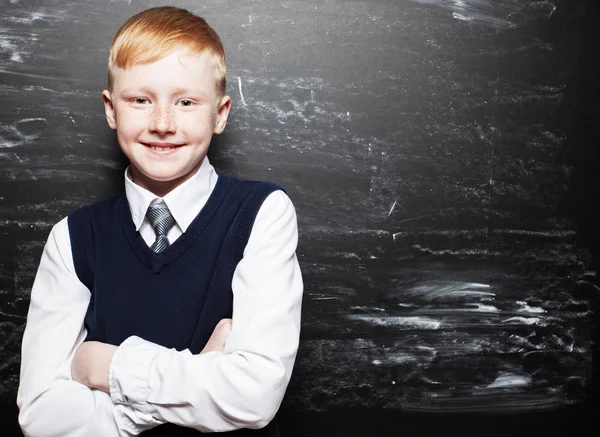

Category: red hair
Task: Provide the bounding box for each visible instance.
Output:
[108,7,226,97]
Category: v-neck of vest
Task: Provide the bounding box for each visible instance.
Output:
[119,174,233,273]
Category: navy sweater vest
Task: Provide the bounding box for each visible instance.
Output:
[68,174,282,436]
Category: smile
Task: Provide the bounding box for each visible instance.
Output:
[144,142,182,152]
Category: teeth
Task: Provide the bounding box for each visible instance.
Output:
[151,146,172,151]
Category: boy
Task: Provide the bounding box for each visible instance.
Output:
[17,6,302,437]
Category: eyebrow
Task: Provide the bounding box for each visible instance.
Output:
[120,86,211,99]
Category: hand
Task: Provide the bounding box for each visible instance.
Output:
[71,341,118,393]
[201,318,232,354]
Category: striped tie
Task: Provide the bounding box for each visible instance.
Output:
[146,205,176,253]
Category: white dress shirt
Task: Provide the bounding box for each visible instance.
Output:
[17,158,303,437]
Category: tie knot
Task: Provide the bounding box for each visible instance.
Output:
[146,205,175,237]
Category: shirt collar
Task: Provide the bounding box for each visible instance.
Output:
[124,157,218,232]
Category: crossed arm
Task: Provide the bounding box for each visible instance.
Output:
[71,319,233,393]
[18,191,302,436]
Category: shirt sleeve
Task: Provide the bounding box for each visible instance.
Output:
[17,218,129,437]
[108,190,303,432]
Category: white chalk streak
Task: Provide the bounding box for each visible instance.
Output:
[465,303,499,313]
[501,317,540,325]
[388,199,397,217]
[409,282,494,301]
[516,301,546,314]
[452,12,472,22]
[238,77,247,106]
[486,373,532,389]
[349,315,442,330]
[0,68,79,82]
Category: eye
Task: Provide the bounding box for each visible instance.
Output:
[134,98,148,105]
[178,99,193,107]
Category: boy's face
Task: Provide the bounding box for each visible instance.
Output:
[102,49,230,196]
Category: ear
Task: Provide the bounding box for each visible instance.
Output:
[213,95,231,135]
[102,90,117,130]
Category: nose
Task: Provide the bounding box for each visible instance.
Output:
[149,105,176,134]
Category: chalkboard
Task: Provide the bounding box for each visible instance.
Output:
[1,0,598,436]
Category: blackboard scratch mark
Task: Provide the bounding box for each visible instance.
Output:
[412,244,503,257]
[348,315,442,330]
[0,310,25,320]
[0,69,80,82]
[405,228,578,239]
[6,219,53,229]
[497,229,577,237]
[22,85,57,93]
[271,19,294,25]
[19,117,46,124]
[10,11,48,25]
[410,0,557,29]
[408,282,493,300]
[501,316,540,325]
[516,301,546,314]
[351,306,387,313]
[237,77,247,106]
[392,231,404,241]
[388,199,397,217]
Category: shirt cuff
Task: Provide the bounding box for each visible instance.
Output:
[109,336,167,434]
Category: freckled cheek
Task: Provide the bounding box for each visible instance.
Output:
[116,108,151,137]
[178,113,215,137]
